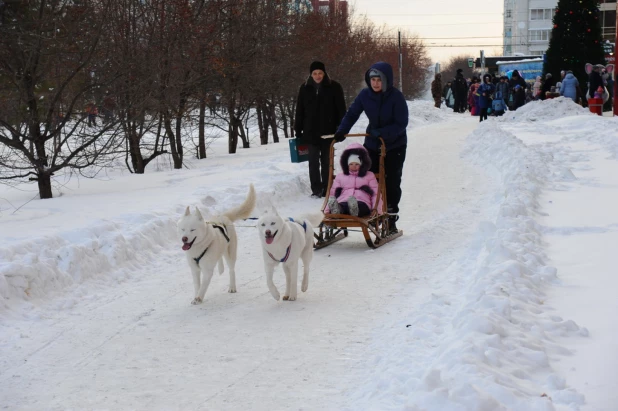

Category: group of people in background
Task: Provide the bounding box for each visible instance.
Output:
[433,65,615,118]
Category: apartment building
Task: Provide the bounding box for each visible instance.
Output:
[503,0,617,56]
[310,0,348,17]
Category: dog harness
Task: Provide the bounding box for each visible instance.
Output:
[193,223,230,266]
[211,223,230,242]
[193,248,209,266]
[267,244,292,263]
[287,217,307,232]
[266,219,306,263]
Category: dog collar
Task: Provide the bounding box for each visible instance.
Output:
[268,244,291,263]
[193,247,208,266]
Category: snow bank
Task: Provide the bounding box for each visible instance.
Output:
[409,100,456,127]
[500,97,591,123]
[0,216,176,312]
[347,122,587,410]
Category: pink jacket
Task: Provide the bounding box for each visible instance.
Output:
[324,142,383,214]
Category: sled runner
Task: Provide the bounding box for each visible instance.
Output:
[314,134,403,249]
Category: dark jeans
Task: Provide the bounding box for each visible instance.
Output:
[479,107,488,121]
[337,200,371,217]
[367,144,407,214]
[308,139,332,196]
[453,97,466,113]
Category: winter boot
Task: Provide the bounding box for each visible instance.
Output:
[327,196,340,214]
[388,214,399,234]
[347,196,359,217]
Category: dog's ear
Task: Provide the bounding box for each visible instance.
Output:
[194,207,204,220]
[184,206,191,216]
[270,205,278,215]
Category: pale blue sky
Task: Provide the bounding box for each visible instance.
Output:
[350,0,505,63]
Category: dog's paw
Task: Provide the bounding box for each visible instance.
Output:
[270,291,280,301]
[282,295,289,301]
[228,286,237,293]
[301,283,308,292]
[287,295,297,301]
[191,297,203,305]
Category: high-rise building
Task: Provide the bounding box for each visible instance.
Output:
[503,0,616,56]
[310,0,347,17]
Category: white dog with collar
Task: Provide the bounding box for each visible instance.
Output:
[257,208,322,301]
[177,184,256,305]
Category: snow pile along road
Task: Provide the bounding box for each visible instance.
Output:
[408,100,457,127]
[499,96,591,123]
[346,121,588,410]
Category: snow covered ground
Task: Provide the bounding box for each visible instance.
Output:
[0,99,616,410]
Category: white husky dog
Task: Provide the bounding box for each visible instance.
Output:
[177,184,256,305]
[257,208,322,301]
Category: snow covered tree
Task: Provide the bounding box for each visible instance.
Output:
[543,0,605,89]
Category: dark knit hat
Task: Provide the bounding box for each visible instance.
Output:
[457,69,463,73]
[310,61,326,73]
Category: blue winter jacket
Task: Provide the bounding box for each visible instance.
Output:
[560,73,579,102]
[477,82,495,109]
[336,62,409,152]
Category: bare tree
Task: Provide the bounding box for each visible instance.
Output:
[441,54,477,84]
[107,0,168,174]
[0,0,124,199]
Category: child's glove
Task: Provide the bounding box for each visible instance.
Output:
[368,128,382,138]
[359,185,374,195]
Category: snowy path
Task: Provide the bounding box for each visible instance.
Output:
[0,118,500,410]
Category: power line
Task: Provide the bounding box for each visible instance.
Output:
[380,21,505,27]
[424,45,507,48]
[415,36,533,40]
[364,12,504,16]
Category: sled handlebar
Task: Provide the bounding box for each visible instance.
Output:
[321,133,369,139]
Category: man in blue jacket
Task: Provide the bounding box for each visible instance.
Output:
[334,61,409,234]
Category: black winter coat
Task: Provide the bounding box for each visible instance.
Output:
[295,75,346,144]
[589,71,603,97]
[453,73,468,99]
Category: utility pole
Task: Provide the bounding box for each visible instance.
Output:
[480,50,486,77]
[398,30,403,91]
[614,2,618,116]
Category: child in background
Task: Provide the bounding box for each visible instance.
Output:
[325,143,380,217]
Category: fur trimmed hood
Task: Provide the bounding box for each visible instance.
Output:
[339,143,371,176]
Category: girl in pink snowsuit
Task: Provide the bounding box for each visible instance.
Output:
[324,143,381,217]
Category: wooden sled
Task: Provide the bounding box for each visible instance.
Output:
[314,134,403,250]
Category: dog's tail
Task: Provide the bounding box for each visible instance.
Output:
[218,258,224,275]
[223,184,257,222]
[299,212,323,228]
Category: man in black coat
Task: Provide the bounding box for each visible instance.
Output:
[453,69,468,113]
[295,61,346,198]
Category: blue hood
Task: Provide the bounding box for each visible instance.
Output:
[365,61,394,92]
